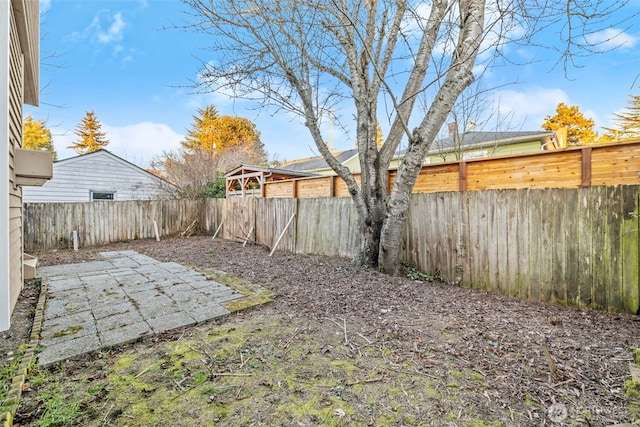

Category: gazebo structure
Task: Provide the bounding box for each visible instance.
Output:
[224,164,316,198]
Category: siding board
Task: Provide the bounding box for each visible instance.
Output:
[22,150,166,202]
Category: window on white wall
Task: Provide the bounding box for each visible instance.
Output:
[91,191,115,201]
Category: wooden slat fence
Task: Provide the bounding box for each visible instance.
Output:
[23,200,206,252]
[401,187,640,313]
[24,185,640,313]
[264,140,640,198]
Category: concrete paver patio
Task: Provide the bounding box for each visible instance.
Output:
[36,250,244,366]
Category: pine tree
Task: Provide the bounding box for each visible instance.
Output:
[181,105,220,152]
[69,110,110,154]
[23,114,58,160]
[542,103,598,145]
[180,105,266,161]
[606,89,640,140]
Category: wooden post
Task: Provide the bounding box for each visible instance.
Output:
[242,226,254,247]
[581,147,592,187]
[72,230,78,252]
[153,221,160,242]
[270,213,296,256]
[212,221,223,240]
[459,162,468,192]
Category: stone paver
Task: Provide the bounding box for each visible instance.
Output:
[37,250,245,366]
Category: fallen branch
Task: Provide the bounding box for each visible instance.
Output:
[210,372,252,377]
[181,219,199,238]
[323,317,349,345]
[345,376,385,386]
[283,327,303,349]
[542,343,564,381]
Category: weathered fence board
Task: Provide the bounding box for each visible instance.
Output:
[622,189,640,313]
[23,185,640,313]
[221,197,256,242]
[23,200,202,252]
[295,198,358,257]
[255,198,297,253]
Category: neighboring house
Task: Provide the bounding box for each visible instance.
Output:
[23,150,170,202]
[2,0,46,331]
[425,129,557,163]
[279,130,557,175]
[280,148,359,175]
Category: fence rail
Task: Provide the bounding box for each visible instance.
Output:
[24,185,640,313]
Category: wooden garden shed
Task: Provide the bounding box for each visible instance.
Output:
[225,164,316,198]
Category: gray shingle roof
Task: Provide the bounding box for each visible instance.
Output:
[433,131,552,150]
[280,148,358,172]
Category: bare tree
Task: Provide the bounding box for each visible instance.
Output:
[182,0,633,274]
[150,145,266,199]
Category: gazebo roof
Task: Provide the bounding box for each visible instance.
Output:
[225,164,318,181]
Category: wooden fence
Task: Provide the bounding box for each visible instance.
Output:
[24,185,640,313]
[263,140,640,198]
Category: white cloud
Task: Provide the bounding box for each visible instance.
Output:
[585,28,639,50]
[54,122,184,168]
[70,11,127,45]
[490,87,569,130]
[103,122,184,166]
[40,0,51,13]
[97,12,126,44]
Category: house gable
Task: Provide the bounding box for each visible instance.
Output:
[23,150,168,202]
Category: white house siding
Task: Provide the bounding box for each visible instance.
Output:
[2,0,39,331]
[22,150,167,202]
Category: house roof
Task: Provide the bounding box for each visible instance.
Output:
[432,131,554,151]
[55,149,172,186]
[11,0,39,106]
[280,149,359,172]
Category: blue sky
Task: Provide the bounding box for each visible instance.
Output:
[26,0,640,167]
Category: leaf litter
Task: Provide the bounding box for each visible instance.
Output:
[8,235,640,426]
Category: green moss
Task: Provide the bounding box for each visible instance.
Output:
[469,372,485,381]
[448,369,464,379]
[626,379,640,399]
[523,394,539,409]
[51,325,83,338]
[195,268,273,312]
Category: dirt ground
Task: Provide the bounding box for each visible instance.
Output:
[4,235,640,426]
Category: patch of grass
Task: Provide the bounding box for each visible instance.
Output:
[403,264,443,282]
[20,312,518,426]
[26,368,84,427]
[0,344,29,413]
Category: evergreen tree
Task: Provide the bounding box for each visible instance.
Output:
[23,114,58,160]
[606,88,640,140]
[69,110,110,154]
[151,106,267,199]
[542,103,598,145]
[181,105,266,161]
[181,105,220,151]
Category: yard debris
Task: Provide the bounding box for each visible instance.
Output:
[20,235,640,426]
[181,219,199,238]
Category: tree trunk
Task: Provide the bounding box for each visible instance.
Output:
[354,186,386,268]
[378,139,425,275]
